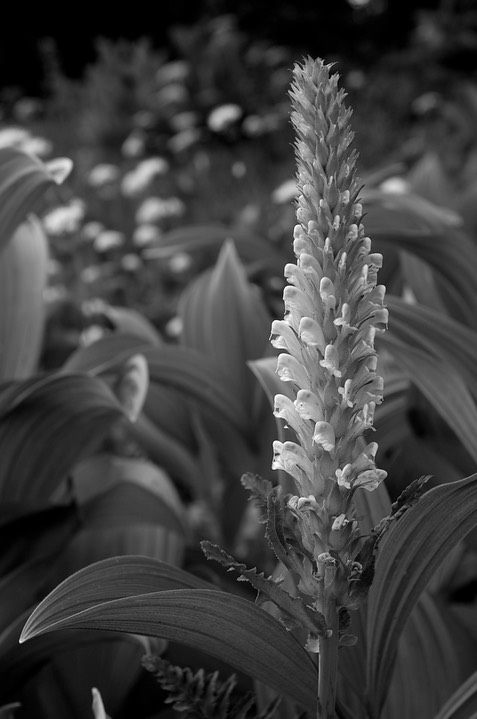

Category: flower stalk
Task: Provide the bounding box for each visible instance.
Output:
[271,57,388,717]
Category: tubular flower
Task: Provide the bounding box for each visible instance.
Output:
[272,58,387,613]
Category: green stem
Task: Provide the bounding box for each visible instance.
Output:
[317,600,339,719]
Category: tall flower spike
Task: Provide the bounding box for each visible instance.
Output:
[272,59,387,700]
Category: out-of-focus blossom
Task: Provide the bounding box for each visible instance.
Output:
[242,113,281,137]
[168,251,192,274]
[271,178,297,204]
[43,285,69,304]
[13,97,42,122]
[121,253,142,272]
[88,163,120,187]
[168,128,202,154]
[156,84,188,108]
[169,111,198,133]
[380,177,411,194]
[81,266,104,284]
[136,196,185,223]
[122,131,146,158]
[0,127,30,148]
[231,161,247,179]
[94,230,125,253]
[81,222,105,242]
[165,316,183,338]
[121,157,170,197]
[43,199,85,235]
[156,61,189,85]
[207,104,242,133]
[133,224,162,247]
[0,126,52,156]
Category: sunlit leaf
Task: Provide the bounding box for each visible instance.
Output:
[21,586,317,713]
[0,217,48,380]
[0,147,71,250]
[366,473,477,715]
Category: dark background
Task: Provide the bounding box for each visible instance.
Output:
[2,0,476,94]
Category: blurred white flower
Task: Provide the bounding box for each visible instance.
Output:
[165,316,183,338]
[0,126,52,156]
[157,61,189,85]
[231,161,247,179]
[271,178,297,204]
[169,111,198,133]
[169,251,192,274]
[168,128,201,154]
[121,253,142,271]
[94,230,125,253]
[136,196,185,223]
[47,259,63,277]
[43,199,85,235]
[121,157,169,197]
[122,131,146,158]
[133,223,162,247]
[379,177,411,194]
[0,126,30,148]
[81,221,105,242]
[80,266,103,284]
[43,285,68,303]
[22,136,53,157]
[207,103,242,133]
[88,163,120,187]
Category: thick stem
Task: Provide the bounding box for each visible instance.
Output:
[317,600,340,719]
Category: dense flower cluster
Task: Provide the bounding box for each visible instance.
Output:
[272,58,387,612]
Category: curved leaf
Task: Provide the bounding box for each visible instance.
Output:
[380,334,477,465]
[434,670,477,719]
[21,587,317,713]
[366,473,477,715]
[381,592,460,719]
[179,241,270,421]
[144,224,283,266]
[0,147,71,250]
[0,217,48,380]
[64,336,251,438]
[0,374,124,501]
[385,295,477,399]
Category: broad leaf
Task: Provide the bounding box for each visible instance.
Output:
[380,334,477,465]
[0,147,71,250]
[0,374,124,501]
[382,592,460,719]
[21,582,317,713]
[179,241,270,422]
[433,669,477,719]
[366,473,477,715]
[0,217,48,380]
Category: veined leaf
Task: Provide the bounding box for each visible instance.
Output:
[0,217,48,380]
[381,592,460,719]
[384,295,477,399]
[433,669,477,719]
[0,374,124,501]
[21,584,317,713]
[366,473,477,715]
[380,334,477,465]
[179,241,270,421]
[64,337,251,438]
[0,147,71,250]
